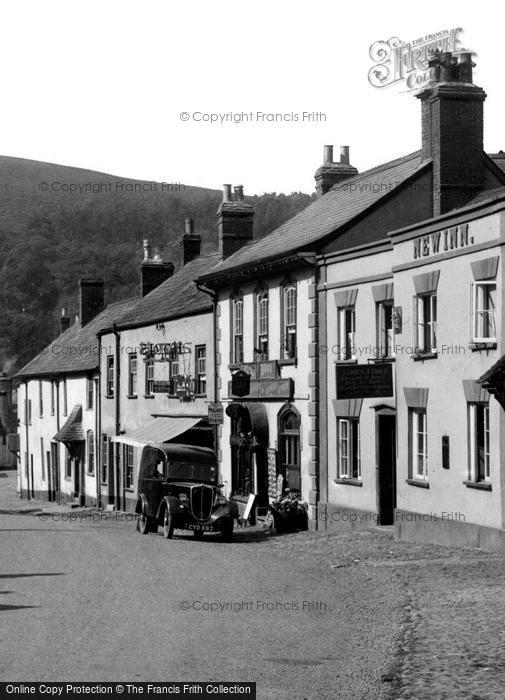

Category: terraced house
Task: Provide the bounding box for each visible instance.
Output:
[15,281,135,505]
[97,223,217,512]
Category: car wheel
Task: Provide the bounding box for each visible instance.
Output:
[193,529,204,540]
[221,518,234,541]
[163,508,174,539]
[137,511,150,535]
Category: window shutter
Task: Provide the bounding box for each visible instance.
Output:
[411,296,417,351]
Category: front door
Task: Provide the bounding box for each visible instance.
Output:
[377,414,396,525]
[50,442,59,502]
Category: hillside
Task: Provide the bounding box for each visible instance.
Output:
[0,156,314,372]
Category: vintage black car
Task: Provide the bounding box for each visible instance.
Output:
[135,443,238,540]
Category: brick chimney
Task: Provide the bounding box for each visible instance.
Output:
[314,145,358,196]
[79,279,104,326]
[140,239,175,297]
[217,184,254,259]
[418,50,486,216]
[60,307,71,333]
[181,218,201,265]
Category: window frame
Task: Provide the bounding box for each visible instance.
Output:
[86,377,94,410]
[412,293,437,355]
[194,345,207,395]
[281,282,297,361]
[337,306,356,361]
[87,430,95,475]
[125,444,135,489]
[128,353,138,397]
[255,288,269,360]
[409,408,428,481]
[376,300,395,358]
[468,402,491,483]
[471,281,497,343]
[145,355,155,397]
[231,294,244,365]
[106,355,114,397]
[38,380,43,418]
[336,417,361,480]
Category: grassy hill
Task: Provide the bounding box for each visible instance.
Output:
[0,156,314,372]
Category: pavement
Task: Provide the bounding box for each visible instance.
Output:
[2,469,505,698]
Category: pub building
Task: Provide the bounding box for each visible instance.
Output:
[390,191,505,549]
[317,51,505,534]
[97,225,217,512]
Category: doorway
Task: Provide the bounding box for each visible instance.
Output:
[376,412,396,525]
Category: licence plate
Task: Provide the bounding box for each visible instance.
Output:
[186,523,214,532]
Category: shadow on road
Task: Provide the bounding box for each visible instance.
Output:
[0,573,66,579]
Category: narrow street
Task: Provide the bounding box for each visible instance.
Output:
[3,468,505,699]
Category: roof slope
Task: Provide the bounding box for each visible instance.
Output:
[201,151,428,278]
[16,297,137,378]
[111,253,219,330]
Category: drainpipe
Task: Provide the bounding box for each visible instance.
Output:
[196,282,218,456]
[113,324,121,510]
[55,378,61,504]
[24,381,30,500]
[95,373,100,509]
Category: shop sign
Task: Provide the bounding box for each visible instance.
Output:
[336,363,393,399]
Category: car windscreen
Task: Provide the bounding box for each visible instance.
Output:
[167,461,217,483]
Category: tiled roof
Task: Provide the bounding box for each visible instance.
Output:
[15,297,137,378]
[53,404,84,442]
[199,151,429,279]
[111,253,219,331]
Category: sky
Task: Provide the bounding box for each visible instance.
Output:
[0,1,503,195]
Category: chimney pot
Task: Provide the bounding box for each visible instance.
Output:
[184,217,194,235]
[458,52,475,83]
[233,185,244,201]
[60,307,71,333]
[143,238,151,261]
[440,52,453,82]
[340,146,350,165]
[323,145,333,164]
[223,184,232,202]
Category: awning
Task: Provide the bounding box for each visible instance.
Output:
[54,405,84,442]
[110,416,203,448]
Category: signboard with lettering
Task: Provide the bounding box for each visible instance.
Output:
[336,364,393,399]
[267,448,278,499]
[208,402,224,425]
[153,381,172,393]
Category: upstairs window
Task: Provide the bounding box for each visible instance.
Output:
[377,300,394,358]
[128,354,137,396]
[106,355,114,397]
[86,377,94,410]
[231,296,243,364]
[471,282,496,343]
[145,356,154,396]
[282,284,297,360]
[169,356,180,395]
[38,380,43,418]
[62,378,68,416]
[50,381,55,416]
[195,345,207,395]
[337,306,356,361]
[410,409,428,481]
[413,293,437,355]
[255,291,269,359]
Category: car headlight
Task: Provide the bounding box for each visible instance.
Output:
[178,493,188,502]
[216,495,227,506]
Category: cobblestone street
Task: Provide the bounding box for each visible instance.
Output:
[2,470,505,698]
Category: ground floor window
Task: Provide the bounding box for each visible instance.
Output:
[468,403,490,482]
[102,434,109,484]
[278,407,301,491]
[87,430,94,475]
[124,444,135,489]
[409,409,427,480]
[337,418,360,479]
[65,449,72,479]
